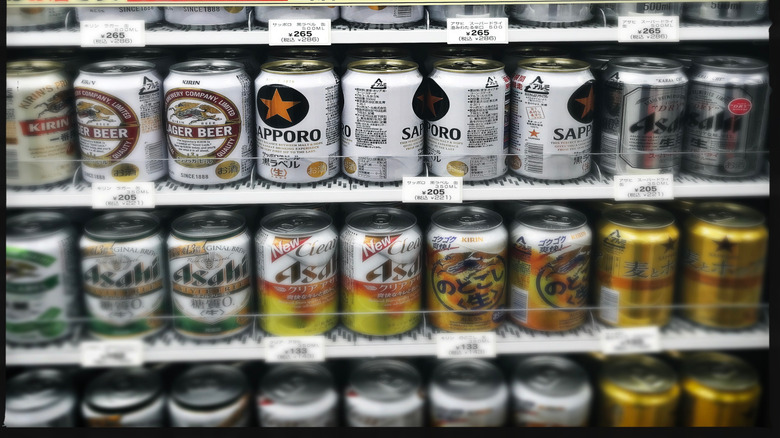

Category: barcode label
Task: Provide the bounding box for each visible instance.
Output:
[395,7,412,18]
[6,148,19,180]
[525,143,544,174]
[600,134,618,172]
[600,286,619,324]
[512,286,528,323]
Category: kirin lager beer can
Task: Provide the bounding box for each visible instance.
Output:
[509,2,593,27]
[165,6,248,29]
[169,364,251,427]
[430,359,509,427]
[258,363,339,427]
[342,6,425,27]
[346,359,425,427]
[684,1,768,24]
[82,368,166,427]
[254,6,340,23]
[5,369,77,427]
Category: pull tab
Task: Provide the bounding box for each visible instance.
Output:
[459,214,486,226]
[372,213,391,229]
[194,219,233,230]
[543,214,572,226]
[111,219,148,232]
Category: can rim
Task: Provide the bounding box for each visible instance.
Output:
[7,212,72,239]
[7,60,65,76]
[433,58,505,73]
[689,202,765,228]
[84,211,161,242]
[170,60,244,74]
[431,206,504,232]
[346,46,410,58]
[693,56,768,72]
[261,59,335,74]
[170,210,247,241]
[345,207,418,234]
[80,60,156,75]
[602,204,676,229]
[517,57,591,73]
[513,205,588,231]
[347,58,419,74]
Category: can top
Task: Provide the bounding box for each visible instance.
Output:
[7,212,72,240]
[434,58,505,73]
[513,356,589,398]
[171,211,246,240]
[505,45,570,58]
[602,355,677,394]
[261,209,333,236]
[517,58,590,73]
[603,204,675,229]
[514,205,588,231]
[261,59,334,74]
[347,46,410,59]
[170,60,244,74]
[349,360,422,402]
[261,363,334,405]
[80,60,156,75]
[190,47,252,60]
[85,211,161,242]
[172,365,248,410]
[6,369,72,412]
[7,60,65,76]
[694,56,768,72]
[346,208,418,234]
[432,359,505,400]
[432,206,503,232]
[84,368,162,413]
[430,45,491,59]
[268,46,333,60]
[690,202,764,228]
[609,57,684,72]
[348,59,419,74]
[118,47,173,59]
[683,352,758,392]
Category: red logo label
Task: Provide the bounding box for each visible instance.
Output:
[19,114,71,136]
[728,98,752,116]
[362,235,401,262]
[270,236,311,262]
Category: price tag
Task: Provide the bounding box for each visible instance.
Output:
[613,174,674,201]
[436,333,497,358]
[80,20,145,47]
[92,182,156,209]
[617,16,680,43]
[264,336,326,363]
[268,19,331,46]
[446,18,509,45]
[402,177,462,203]
[601,327,661,355]
[81,340,144,367]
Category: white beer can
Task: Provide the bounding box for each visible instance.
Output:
[7,7,69,30]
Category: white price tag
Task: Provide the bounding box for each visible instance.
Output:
[92,182,156,209]
[264,336,326,363]
[601,327,661,355]
[436,332,497,358]
[618,16,680,43]
[614,174,674,201]
[402,177,462,203]
[81,340,144,367]
[268,19,331,46]
[80,21,145,47]
[446,18,508,45]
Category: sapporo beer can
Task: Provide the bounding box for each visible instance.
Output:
[509,205,591,331]
[168,211,253,339]
[508,2,593,27]
[681,202,767,328]
[6,212,79,344]
[76,7,163,23]
[6,7,69,30]
[430,359,509,427]
[165,60,254,185]
[684,1,768,24]
[164,6,248,29]
[341,208,423,335]
[254,6,340,23]
[594,204,679,327]
[426,58,509,181]
[6,60,77,187]
[169,365,251,427]
[341,6,424,26]
[345,359,425,427]
[256,60,340,183]
[5,369,77,427]
[75,60,167,183]
[80,212,168,339]
[82,368,166,427]
[258,363,339,427]
[427,5,507,24]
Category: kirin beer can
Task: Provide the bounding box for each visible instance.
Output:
[430,359,509,427]
[76,7,163,24]
[169,364,251,427]
[428,5,508,24]
[502,45,572,76]
[165,6,248,29]
[254,6,340,23]
[509,2,593,27]
[82,368,166,427]
[346,359,425,427]
[5,369,77,427]
[684,1,768,24]
[6,7,69,30]
[188,47,262,78]
[342,6,425,27]
[258,363,339,427]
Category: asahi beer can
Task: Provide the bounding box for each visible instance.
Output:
[165,6,248,29]
[427,207,508,332]
[256,60,340,183]
[342,59,424,182]
[81,212,168,340]
[6,7,69,30]
[599,57,688,175]
[6,212,79,344]
[426,58,509,181]
[342,6,425,26]
[254,6,340,23]
[117,48,177,77]
[511,58,595,180]
[502,45,572,76]
[425,45,494,73]
[681,202,767,328]
[75,60,167,183]
[512,355,592,426]
[594,204,679,327]
[683,56,770,178]
[346,359,425,427]
[188,47,262,78]
[6,60,77,187]
[165,60,253,185]
[684,1,768,24]
[168,211,253,339]
[258,363,339,427]
[76,7,163,24]
[509,2,593,27]
[613,2,682,16]
[341,208,423,335]
[428,5,508,24]
[169,364,251,427]
[430,359,509,427]
[5,369,77,427]
[599,355,680,427]
[82,368,166,427]
[509,205,591,331]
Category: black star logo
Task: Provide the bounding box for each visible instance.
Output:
[714,237,735,252]
[662,237,676,252]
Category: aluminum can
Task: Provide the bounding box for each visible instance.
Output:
[188,47,262,78]
[342,46,412,74]
[266,46,337,65]
[169,364,251,427]
[117,48,177,77]
[263,202,336,218]
[680,352,761,427]
[258,363,339,427]
[341,208,423,335]
[6,212,79,344]
[611,2,682,16]
[425,45,494,73]
[164,7,248,29]
[82,368,166,427]
[165,60,253,185]
[511,58,595,180]
[256,60,340,183]
[681,202,766,328]
[342,201,407,217]
[497,199,557,224]
[682,56,769,178]
[509,2,593,26]
[168,211,253,339]
[512,355,592,426]
[186,205,260,229]
[427,58,509,181]
[428,5,508,24]
[502,45,572,75]
[6,60,77,187]
[594,204,679,327]
[509,205,591,331]
[342,6,425,26]
[346,359,425,427]
[5,369,76,427]
[81,212,168,339]
[342,59,424,182]
[254,6,340,23]
[666,45,712,71]
[6,7,69,30]
[76,7,163,23]
[430,359,509,427]
[684,1,768,24]
[427,207,508,332]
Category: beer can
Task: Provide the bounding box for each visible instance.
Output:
[342,6,425,26]
[682,56,769,178]
[165,60,254,185]
[510,58,595,180]
[6,212,79,344]
[594,204,679,327]
[6,7,69,30]
[612,2,682,16]
[342,59,424,182]
[425,45,494,73]
[6,60,78,187]
[169,364,251,427]
[81,211,168,339]
[256,60,340,183]
[258,363,339,427]
[680,352,761,427]
[76,7,163,24]
[426,58,509,181]
[430,359,509,427]
[427,206,508,332]
[266,46,337,65]
[512,355,592,426]
[188,47,262,78]
[341,208,423,335]
[117,48,177,77]
[165,6,248,29]
[346,359,425,427]
[681,202,767,328]
[509,205,591,331]
[5,369,77,427]
[684,1,768,24]
[509,2,593,27]
[502,45,572,76]
[168,211,253,339]
[83,368,166,427]
[254,6,340,23]
[428,5,508,24]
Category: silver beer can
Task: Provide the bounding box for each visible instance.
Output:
[188,47,262,78]
[430,359,509,426]
[164,6,248,29]
[254,6,340,23]
[509,2,593,27]
[428,5,508,24]
[684,1,768,24]
[342,6,424,26]
[169,364,251,427]
[258,363,339,427]
[346,359,425,427]
[82,368,166,427]
[5,369,77,427]
[76,6,164,24]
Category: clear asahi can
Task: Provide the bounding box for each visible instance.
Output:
[6,7,69,30]
[164,6,248,29]
[346,359,425,427]
[5,369,77,427]
[169,365,251,427]
[82,368,166,427]
[684,1,768,24]
[76,6,164,24]
[258,363,339,427]
[341,6,425,27]
[254,6,340,23]
[508,1,593,27]
[430,359,509,427]
[427,5,508,24]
